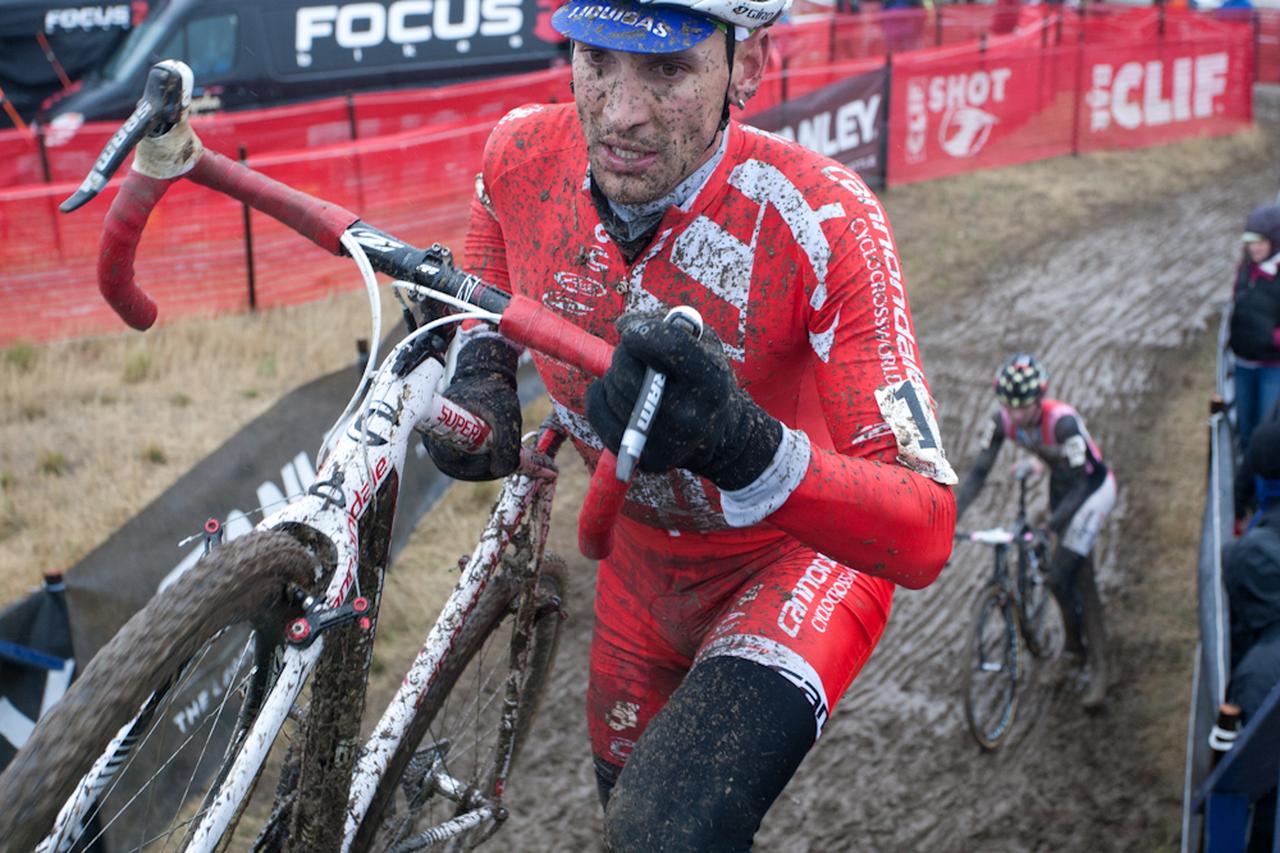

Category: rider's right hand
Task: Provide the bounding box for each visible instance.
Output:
[585,313,782,492]
[424,332,522,481]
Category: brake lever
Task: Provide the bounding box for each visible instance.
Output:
[60,59,193,213]
[615,306,703,482]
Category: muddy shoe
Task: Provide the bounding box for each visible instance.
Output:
[1081,668,1107,711]
[1077,561,1107,712]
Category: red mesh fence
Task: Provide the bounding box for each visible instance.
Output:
[2,5,1269,191]
[0,133,44,187]
[888,43,1079,185]
[887,21,1252,185]
[350,68,571,139]
[1259,9,1280,84]
[0,122,490,343]
[1074,32,1254,153]
[0,7,1261,344]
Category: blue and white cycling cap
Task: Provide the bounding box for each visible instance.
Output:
[552,0,788,54]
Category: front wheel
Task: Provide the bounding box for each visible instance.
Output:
[963,583,1021,751]
[1017,543,1063,659]
[0,530,314,852]
[354,554,567,852]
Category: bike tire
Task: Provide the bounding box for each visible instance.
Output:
[1017,543,1058,659]
[352,553,566,852]
[0,530,313,852]
[963,583,1021,751]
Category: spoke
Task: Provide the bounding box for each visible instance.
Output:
[71,633,255,852]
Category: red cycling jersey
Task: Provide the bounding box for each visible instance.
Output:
[463,103,955,752]
[466,103,955,585]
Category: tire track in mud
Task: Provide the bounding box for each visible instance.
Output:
[485,160,1268,851]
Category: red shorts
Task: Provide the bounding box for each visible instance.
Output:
[587,518,894,767]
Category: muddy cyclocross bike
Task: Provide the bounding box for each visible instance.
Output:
[956,459,1062,750]
[0,60,674,852]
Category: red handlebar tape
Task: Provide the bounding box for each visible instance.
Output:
[98,150,360,330]
[189,151,358,256]
[99,171,175,329]
[499,294,613,379]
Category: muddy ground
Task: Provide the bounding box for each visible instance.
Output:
[426,98,1280,851]
[2,89,1278,850]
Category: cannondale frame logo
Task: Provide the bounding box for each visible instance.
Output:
[905,67,1013,161]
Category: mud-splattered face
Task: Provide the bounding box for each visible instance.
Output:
[1246,238,1273,264]
[571,37,731,205]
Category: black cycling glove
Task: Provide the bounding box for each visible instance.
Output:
[586,313,783,492]
[424,333,522,481]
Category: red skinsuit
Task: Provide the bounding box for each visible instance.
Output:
[464,104,955,755]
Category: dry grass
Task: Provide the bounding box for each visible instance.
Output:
[0,287,400,603]
[1111,324,1219,834]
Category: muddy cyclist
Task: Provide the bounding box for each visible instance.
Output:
[954,353,1117,710]
[422,0,959,845]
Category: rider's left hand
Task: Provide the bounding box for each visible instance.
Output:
[424,333,523,481]
[586,313,783,492]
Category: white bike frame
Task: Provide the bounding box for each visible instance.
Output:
[43,246,557,852]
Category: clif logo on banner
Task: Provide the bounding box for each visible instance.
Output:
[1086,53,1229,132]
[905,68,1013,161]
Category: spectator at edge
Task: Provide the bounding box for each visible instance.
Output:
[1235,407,1280,526]
[1223,419,1280,852]
[1228,203,1280,454]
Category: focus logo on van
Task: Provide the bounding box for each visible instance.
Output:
[44,3,139,32]
[295,0,526,68]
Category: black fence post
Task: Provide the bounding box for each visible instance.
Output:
[1070,32,1086,156]
[238,144,257,313]
[880,52,893,190]
[1254,10,1262,84]
[345,91,370,213]
[36,126,51,185]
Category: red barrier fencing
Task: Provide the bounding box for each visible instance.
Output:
[887,22,1253,185]
[0,6,1262,345]
[4,3,1272,191]
[0,122,489,343]
[350,68,571,139]
[1075,34,1254,153]
[1259,9,1280,83]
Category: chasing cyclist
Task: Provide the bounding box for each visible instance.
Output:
[954,353,1117,710]
[424,0,958,846]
